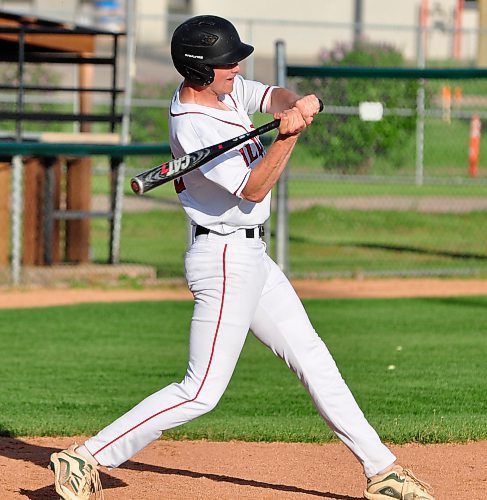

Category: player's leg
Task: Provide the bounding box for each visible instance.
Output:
[249,254,396,479]
[83,239,267,469]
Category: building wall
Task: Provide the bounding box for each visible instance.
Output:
[135,0,168,45]
[191,0,478,62]
[0,0,480,62]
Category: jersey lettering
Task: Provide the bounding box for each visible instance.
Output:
[174,177,186,193]
[238,139,265,167]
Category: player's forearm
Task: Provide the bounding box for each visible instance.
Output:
[241,133,299,203]
[267,87,301,113]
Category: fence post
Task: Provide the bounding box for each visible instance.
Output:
[275,40,289,274]
[11,155,23,286]
[415,12,426,186]
[245,19,255,81]
[110,0,137,264]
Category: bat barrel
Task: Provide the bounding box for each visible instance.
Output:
[130,177,145,195]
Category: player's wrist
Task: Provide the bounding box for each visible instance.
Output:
[275,132,301,141]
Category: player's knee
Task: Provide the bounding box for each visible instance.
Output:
[178,376,226,414]
[194,391,223,414]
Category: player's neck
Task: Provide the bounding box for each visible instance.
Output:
[179,84,229,110]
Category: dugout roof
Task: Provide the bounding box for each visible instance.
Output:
[0,9,121,56]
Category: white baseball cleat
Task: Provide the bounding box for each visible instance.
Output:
[48,443,104,499]
[364,465,434,499]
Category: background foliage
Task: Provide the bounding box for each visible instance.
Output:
[295,40,420,173]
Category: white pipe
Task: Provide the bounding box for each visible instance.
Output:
[111,0,136,263]
[10,155,23,286]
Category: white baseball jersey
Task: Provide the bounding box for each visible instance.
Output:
[169,75,276,233]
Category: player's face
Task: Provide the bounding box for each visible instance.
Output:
[211,62,240,94]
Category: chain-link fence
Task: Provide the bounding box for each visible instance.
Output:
[1,12,487,285]
[275,60,487,278]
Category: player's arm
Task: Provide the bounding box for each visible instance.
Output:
[266,87,300,113]
[240,107,306,203]
[267,88,320,125]
[241,90,321,203]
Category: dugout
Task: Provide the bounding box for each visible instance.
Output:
[0,10,126,275]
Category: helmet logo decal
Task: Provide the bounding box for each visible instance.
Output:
[184,53,204,59]
[201,33,218,46]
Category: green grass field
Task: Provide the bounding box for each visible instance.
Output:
[90,206,487,279]
[91,172,487,199]
[0,297,485,443]
[287,206,487,276]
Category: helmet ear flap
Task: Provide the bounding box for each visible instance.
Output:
[174,61,214,86]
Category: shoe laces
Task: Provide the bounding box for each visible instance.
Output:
[88,465,104,500]
[401,467,434,495]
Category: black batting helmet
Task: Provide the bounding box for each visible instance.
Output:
[171,15,254,86]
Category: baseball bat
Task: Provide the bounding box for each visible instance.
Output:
[130,98,323,195]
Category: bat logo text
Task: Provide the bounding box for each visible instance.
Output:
[160,155,191,176]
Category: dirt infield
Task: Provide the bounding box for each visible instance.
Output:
[1,277,487,308]
[1,279,486,499]
[1,437,486,499]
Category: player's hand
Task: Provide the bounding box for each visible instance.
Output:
[294,95,320,126]
[275,107,307,136]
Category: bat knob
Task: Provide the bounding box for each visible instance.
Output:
[130,177,144,195]
[318,98,324,112]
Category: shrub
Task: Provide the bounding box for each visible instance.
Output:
[295,40,419,173]
[130,80,178,143]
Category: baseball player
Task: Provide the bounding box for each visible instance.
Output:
[49,15,435,500]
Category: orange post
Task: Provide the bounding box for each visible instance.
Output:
[454,0,465,60]
[420,0,429,58]
[442,86,451,123]
[454,86,462,108]
[469,114,481,177]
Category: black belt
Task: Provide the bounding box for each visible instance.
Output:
[195,225,264,238]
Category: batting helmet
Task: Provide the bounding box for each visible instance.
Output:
[171,15,254,86]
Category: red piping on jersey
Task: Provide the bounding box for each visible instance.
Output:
[260,86,272,113]
[92,244,229,458]
[233,170,251,196]
[170,109,249,132]
[228,94,238,108]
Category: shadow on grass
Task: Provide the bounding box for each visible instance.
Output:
[419,296,487,308]
[288,233,487,261]
[349,242,487,260]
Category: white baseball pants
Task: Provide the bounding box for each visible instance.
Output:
[85,230,395,477]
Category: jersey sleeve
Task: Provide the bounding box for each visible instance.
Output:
[232,75,276,115]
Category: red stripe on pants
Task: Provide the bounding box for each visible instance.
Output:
[93,244,228,458]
